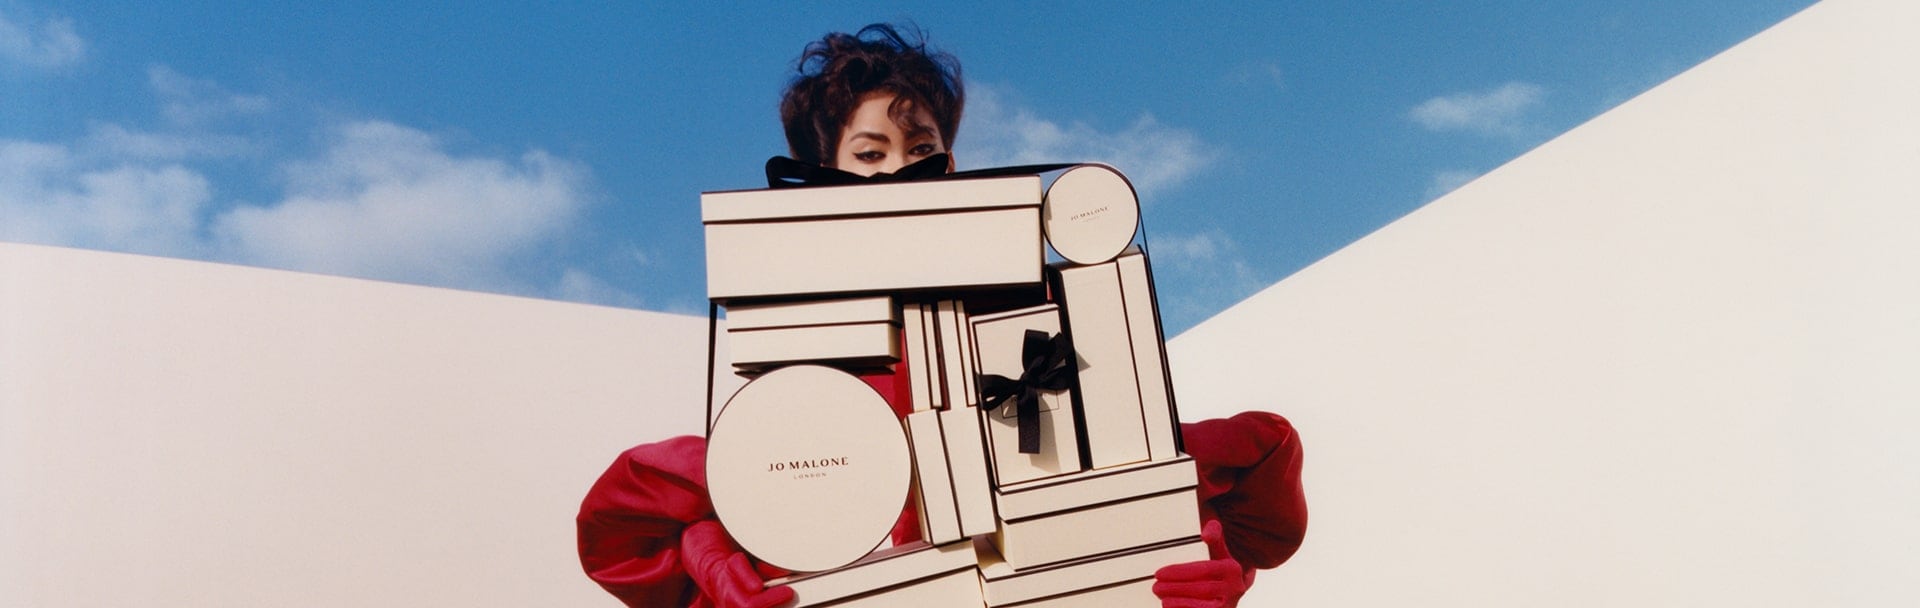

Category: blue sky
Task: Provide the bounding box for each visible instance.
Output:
[2,1,1817,334]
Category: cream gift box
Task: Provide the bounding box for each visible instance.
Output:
[1048,246,1182,466]
[934,300,980,409]
[978,536,1208,607]
[770,540,983,607]
[906,406,997,545]
[902,302,937,411]
[703,176,1044,301]
[990,456,1200,571]
[1041,164,1140,265]
[905,409,962,544]
[704,365,913,572]
[906,299,990,412]
[969,303,1085,486]
[726,296,899,373]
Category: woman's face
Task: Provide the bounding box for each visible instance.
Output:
[833,92,951,176]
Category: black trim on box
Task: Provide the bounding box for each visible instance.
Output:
[996,455,1194,497]
[796,567,977,608]
[727,318,903,333]
[768,541,978,604]
[931,411,967,539]
[998,486,1197,525]
[702,202,1042,226]
[982,534,1206,582]
[1130,244,1185,454]
[970,303,1084,486]
[717,283,1048,309]
[705,300,719,437]
[930,301,954,410]
[995,575,1154,608]
[1042,264,1097,473]
[731,358,898,379]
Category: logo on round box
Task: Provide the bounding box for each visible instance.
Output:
[706,365,911,572]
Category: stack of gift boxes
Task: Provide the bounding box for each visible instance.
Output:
[700,165,1206,607]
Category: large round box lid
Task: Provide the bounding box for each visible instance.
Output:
[1043,164,1140,264]
[705,365,911,572]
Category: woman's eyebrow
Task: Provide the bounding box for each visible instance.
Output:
[846,131,891,144]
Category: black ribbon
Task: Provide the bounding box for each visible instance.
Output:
[977,329,1074,454]
[765,154,1079,189]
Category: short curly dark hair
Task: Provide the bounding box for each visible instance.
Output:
[779,23,964,167]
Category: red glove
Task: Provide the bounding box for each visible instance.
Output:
[1153,519,1254,608]
[680,520,796,608]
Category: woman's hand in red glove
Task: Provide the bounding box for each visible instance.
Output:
[1153,519,1255,608]
[680,520,796,608]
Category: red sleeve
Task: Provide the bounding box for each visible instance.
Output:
[576,435,714,607]
[1181,411,1308,570]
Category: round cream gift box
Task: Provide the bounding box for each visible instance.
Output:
[705,365,912,572]
[1042,164,1140,265]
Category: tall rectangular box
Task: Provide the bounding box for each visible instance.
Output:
[978,536,1209,607]
[940,404,998,538]
[726,296,898,372]
[990,456,1200,571]
[1049,247,1181,465]
[902,303,937,411]
[769,540,982,607]
[969,303,1084,486]
[905,410,962,544]
[703,176,1044,301]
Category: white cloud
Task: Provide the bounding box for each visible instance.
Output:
[955,84,1209,200]
[0,9,85,69]
[1148,229,1265,325]
[148,65,273,125]
[1425,169,1482,200]
[555,268,644,309]
[213,120,591,291]
[1409,81,1546,137]
[2,65,605,303]
[82,122,253,161]
[0,139,211,257]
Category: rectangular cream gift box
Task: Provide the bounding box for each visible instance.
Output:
[990,456,1200,571]
[903,302,937,411]
[905,408,997,544]
[968,303,1085,486]
[725,296,898,373]
[1049,246,1181,466]
[703,176,1044,301]
[769,540,983,607]
[903,301,999,542]
[978,536,1208,607]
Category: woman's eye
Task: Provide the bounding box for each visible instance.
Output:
[909,144,937,156]
[853,151,883,162]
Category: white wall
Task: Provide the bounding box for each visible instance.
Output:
[1,243,719,606]
[1169,0,1920,604]
[8,0,1917,605]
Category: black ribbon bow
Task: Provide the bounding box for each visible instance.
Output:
[765,154,1079,189]
[977,329,1075,454]
[765,154,952,188]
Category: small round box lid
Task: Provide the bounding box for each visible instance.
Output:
[1043,164,1140,264]
[705,365,911,572]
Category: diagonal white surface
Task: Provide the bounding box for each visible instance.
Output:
[1169,0,1920,604]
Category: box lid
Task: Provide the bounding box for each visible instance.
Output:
[1042,164,1139,265]
[994,455,1197,521]
[703,175,1041,223]
[726,296,897,330]
[978,536,1207,606]
[770,540,978,606]
[706,365,912,572]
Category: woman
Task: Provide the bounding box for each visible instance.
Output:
[576,24,1305,608]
